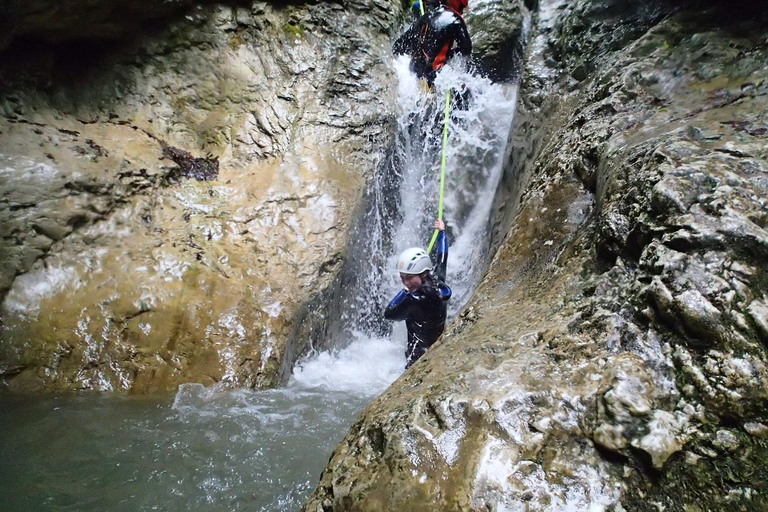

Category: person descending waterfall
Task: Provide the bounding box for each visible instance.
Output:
[384,219,452,369]
[393,0,472,88]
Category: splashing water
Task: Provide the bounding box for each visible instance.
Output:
[325,56,519,359]
[279,55,520,406]
[290,331,405,394]
[389,57,519,313]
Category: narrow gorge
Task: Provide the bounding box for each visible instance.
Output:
[1,1,767,511]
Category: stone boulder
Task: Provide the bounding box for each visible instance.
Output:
[465,0,535,81]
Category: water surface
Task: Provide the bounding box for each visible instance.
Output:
[0,335,404,512]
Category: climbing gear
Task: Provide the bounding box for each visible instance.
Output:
[397,247,433,274]
[427,88,452,253]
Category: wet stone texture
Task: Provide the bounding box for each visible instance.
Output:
[464,0,534,82]
[305,1,768,511]
[0,0,401,392]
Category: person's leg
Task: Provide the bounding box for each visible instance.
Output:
[405,342,415,369]
[452,84,472,111]
[405,343,428,369]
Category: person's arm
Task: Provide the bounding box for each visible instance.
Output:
[393,29,412,55]
[453,20,472,57]
[434,231,449,281]
[384,289,412,320]
[421,273,451,301]
[432,219,448,282]
[436,280,452,302]
[393,18,423,55]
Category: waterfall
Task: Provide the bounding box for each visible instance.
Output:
[292,57,520,387]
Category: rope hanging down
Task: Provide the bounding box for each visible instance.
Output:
[428,88,451,253]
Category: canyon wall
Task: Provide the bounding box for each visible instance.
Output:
[305,1,768,510]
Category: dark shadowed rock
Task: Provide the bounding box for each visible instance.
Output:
[161,143,219,181]
[466,0,532,81]
[0,0,197,51]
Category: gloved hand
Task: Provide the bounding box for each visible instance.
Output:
[419,274,440,299]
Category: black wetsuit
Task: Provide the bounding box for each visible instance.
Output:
[384,231,451,368]
[393,5,472,86]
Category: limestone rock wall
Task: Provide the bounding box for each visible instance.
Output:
[304,1,768,510]
[464,0,535,81]
[0,0,402,392]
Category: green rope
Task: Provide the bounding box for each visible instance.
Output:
[418,0,425,16]
[428,88,451,253]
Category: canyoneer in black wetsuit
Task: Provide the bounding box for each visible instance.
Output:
[384,219,452,369]
[393,0,472,88]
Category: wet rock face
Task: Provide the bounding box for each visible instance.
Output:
[306,0,768,510]
[465,0,532,81]
[0,0,401,392]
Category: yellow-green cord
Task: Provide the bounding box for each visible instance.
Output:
[428,88,451,253]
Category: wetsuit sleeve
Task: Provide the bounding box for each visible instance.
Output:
[437,281,452,301]
[393,27,412,55]
[393,18,422,55]
[422,274,451,301]
[384,289,412,321]
[454,20,472,57]
[433,230,448,282]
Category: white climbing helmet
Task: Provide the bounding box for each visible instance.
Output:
[396,247,432,274]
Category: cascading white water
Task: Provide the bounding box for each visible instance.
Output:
[388,57,519,314]
[297,56,520,377]
[165,52,522,510]
[162,56,522,511]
